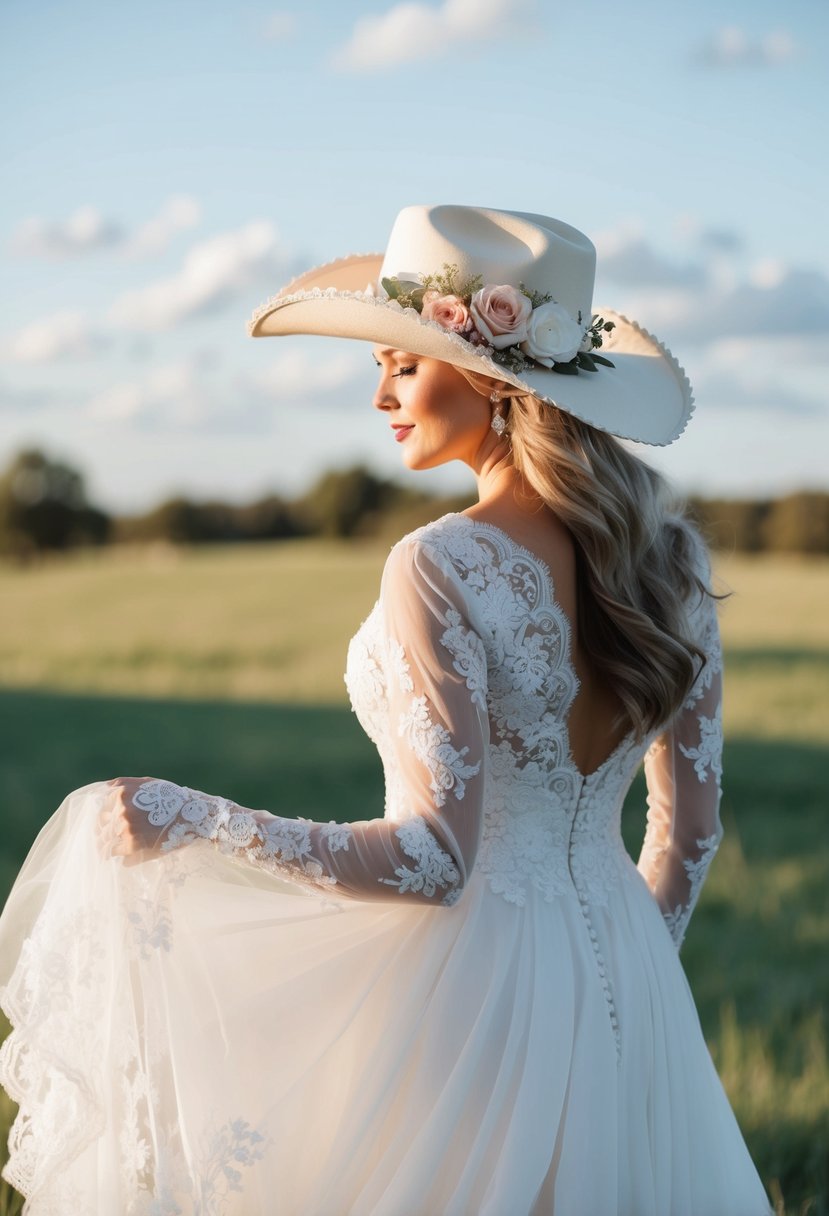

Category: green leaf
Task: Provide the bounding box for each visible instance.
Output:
[591,354,615,367]
[381,278,399,299]
[394,279,423,295]
[551,359,579,376]
[576,352,599,372]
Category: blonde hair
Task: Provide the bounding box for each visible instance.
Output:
[457,367,715,739]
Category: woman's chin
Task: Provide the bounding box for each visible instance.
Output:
[401,445,449,473]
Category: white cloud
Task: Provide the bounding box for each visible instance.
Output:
[80,341,368,436]
[0,377,54,412]
[10,195,201,261]
[109,221,288,331]
[333,0,534,71]
[694,26,797,69]
[85,358,224,428]
[594,229,706,289]
[262,11,298,40]
[1,310,110,363]
[122,196,201,259]
[593,223,829,345]
[251,349,365,399]
[692,371,823,419]
[686,336,829,420]
[670,267,829,341]
[11,207,124,258]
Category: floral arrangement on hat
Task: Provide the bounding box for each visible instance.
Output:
[379,263,616,376]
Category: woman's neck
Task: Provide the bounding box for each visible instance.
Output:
[474,460,545,520]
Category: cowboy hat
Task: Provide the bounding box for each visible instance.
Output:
[248,204,693,446]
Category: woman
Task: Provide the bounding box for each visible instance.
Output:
[0,205,772,1214]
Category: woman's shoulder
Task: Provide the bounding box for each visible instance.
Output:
[380,513,480,599]
[384,511,466,557]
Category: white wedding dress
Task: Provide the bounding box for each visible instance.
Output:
[0,512,772,1215]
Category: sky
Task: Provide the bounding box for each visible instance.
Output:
[1,0,827,514]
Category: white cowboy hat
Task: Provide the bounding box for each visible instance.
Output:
[248,204,693,446]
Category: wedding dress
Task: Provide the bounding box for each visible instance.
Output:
[0,512,772,1215]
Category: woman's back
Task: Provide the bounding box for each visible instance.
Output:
[460,502,630,777]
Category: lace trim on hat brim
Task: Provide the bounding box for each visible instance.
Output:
[248,286,694,447]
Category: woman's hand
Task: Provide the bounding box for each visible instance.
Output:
[99,776,162,863]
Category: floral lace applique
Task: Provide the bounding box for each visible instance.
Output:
[440,606,488,709]
[662,831,723,948]
[678,704,723,784]
[398,694,481,807]
[131,781,355,895]
[389,633,482,810]
[378,817,461,904]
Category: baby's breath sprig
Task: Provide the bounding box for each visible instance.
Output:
[517,282,553,310]
[491,346,536,375]
[420,263,484,300]
[382,263,484,311]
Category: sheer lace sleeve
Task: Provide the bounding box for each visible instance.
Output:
[126,538,489,908]
[636,536,724,949]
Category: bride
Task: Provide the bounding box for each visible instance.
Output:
[0,204,772,1214]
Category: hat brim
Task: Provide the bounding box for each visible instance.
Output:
[248,254,694,447]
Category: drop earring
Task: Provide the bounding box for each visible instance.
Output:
[490,389,507,435]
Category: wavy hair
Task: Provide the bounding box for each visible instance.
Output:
[456,367,718,739]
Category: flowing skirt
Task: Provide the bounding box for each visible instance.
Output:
[0,783,772,1215]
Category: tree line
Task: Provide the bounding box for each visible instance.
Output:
[2,448,828,560]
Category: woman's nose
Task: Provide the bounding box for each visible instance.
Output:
[372,377,398,412]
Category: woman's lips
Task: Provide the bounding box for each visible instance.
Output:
[393,425,415,443]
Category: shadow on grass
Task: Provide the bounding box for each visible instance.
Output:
[724,646,829,670]
[0,687,383,901]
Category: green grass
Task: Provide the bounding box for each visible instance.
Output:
[0,541,827,1212]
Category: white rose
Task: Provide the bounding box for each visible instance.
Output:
[520,302,583,368]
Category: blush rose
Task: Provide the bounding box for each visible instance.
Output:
[470,284,532,349]
[421,292,471,333]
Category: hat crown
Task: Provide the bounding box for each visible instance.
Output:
[380,205,596,324]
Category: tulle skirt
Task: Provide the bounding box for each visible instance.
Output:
[0,783,772,1215]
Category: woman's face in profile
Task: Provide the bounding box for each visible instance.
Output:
[371,349,493,472]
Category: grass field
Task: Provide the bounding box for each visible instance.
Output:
[0,539,827,1213]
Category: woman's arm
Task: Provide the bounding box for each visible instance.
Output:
[636,539,724,949]
[106,538,489,908]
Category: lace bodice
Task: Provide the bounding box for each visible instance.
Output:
[129,513,724,953]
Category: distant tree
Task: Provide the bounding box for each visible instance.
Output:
[296,465,403,538]
[235,494,307,541]
[762,492,829,555]
[688,496,773,553]
[0,448,110,559]
[116,492,306,544]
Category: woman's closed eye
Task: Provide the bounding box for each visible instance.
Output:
[392,365,417,377]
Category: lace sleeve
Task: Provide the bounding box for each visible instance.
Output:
[127,538,489,908]
[636,535,724,949]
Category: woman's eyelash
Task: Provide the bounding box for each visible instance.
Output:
[392,365,417,377]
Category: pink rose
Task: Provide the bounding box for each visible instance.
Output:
[470,284,532,349]
[421,292,471,333]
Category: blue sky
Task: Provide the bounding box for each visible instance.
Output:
[1,0,827,513]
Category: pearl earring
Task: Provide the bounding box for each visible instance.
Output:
[490,389,507,435]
